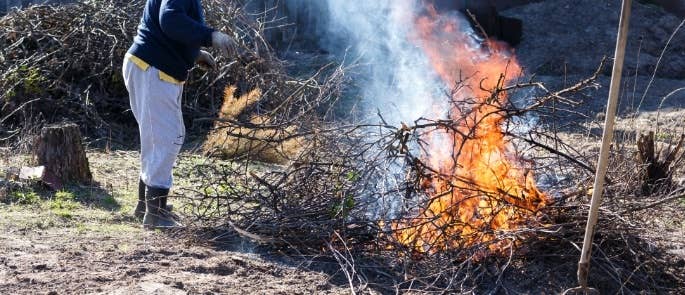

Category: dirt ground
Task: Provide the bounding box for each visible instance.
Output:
[0,151,349,295]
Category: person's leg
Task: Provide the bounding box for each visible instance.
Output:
[140,68,184,228]
[123,60,184,227]
[123,58,148,218]
[138,69,184,190]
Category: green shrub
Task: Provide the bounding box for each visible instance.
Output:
[11,191,40,205]
[50,190,80,211]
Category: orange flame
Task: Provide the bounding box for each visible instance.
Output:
[393,6,549,255]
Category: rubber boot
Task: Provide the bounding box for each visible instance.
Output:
[134,179,173,219]
[142,186,181,229]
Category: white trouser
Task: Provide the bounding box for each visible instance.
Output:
[122,58,185,189]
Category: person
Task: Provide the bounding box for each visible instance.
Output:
[122,0,234,228]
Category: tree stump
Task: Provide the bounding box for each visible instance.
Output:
[636,131,684,194]
[32,123,92,187]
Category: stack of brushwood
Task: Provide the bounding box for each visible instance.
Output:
[0,0,140,141]
[178,69,685,293]
[0,0,328,145]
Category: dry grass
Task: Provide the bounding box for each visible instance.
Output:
[202,85,304,164]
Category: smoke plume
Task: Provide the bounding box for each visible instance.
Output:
[323,0,471,124]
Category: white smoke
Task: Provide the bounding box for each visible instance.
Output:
[243,0,486,124]
[310,0,457,218]
[317,0,449,125]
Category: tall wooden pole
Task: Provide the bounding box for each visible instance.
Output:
[574,0,632,292]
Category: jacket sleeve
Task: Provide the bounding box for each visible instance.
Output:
[159,0,214,47]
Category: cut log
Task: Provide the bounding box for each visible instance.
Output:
[32,123,92,187]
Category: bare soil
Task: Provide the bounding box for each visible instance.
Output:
[0,228,345,294]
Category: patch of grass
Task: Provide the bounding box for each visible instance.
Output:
[109,191,136,215]
[49,190,81,219]
[53,190,78,205]
[56,185,123,211]
[75,222,87,234]
[11,190,40,205]
[31,216,58,230]
[0,205,62,230]
[101,195,118,208]
[115,190,137,202]
[52,209,74,219]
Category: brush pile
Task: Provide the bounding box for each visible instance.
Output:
[0,0,317,144]
[0,0,136,141]
[178,67,685,293]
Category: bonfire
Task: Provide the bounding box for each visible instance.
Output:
[391,4,548,255]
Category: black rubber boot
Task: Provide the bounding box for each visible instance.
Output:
[134,179,173,219]
[142,186,181,229]
[133,179,146,219]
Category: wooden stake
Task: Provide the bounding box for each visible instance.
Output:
[566,0,633,293]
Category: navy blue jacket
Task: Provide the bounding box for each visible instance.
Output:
[128,0,214,81]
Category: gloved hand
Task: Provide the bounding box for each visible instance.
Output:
[196,50,216,70]
[211,31,235,57]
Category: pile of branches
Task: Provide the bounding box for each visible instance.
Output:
[0,0,306,145]
[180,59,685,293]
[0,0,136,141]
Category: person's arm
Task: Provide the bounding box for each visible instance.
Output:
[159,0,214,47]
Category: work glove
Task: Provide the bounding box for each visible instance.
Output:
[196,50,216,70]
[211,31,236,57]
